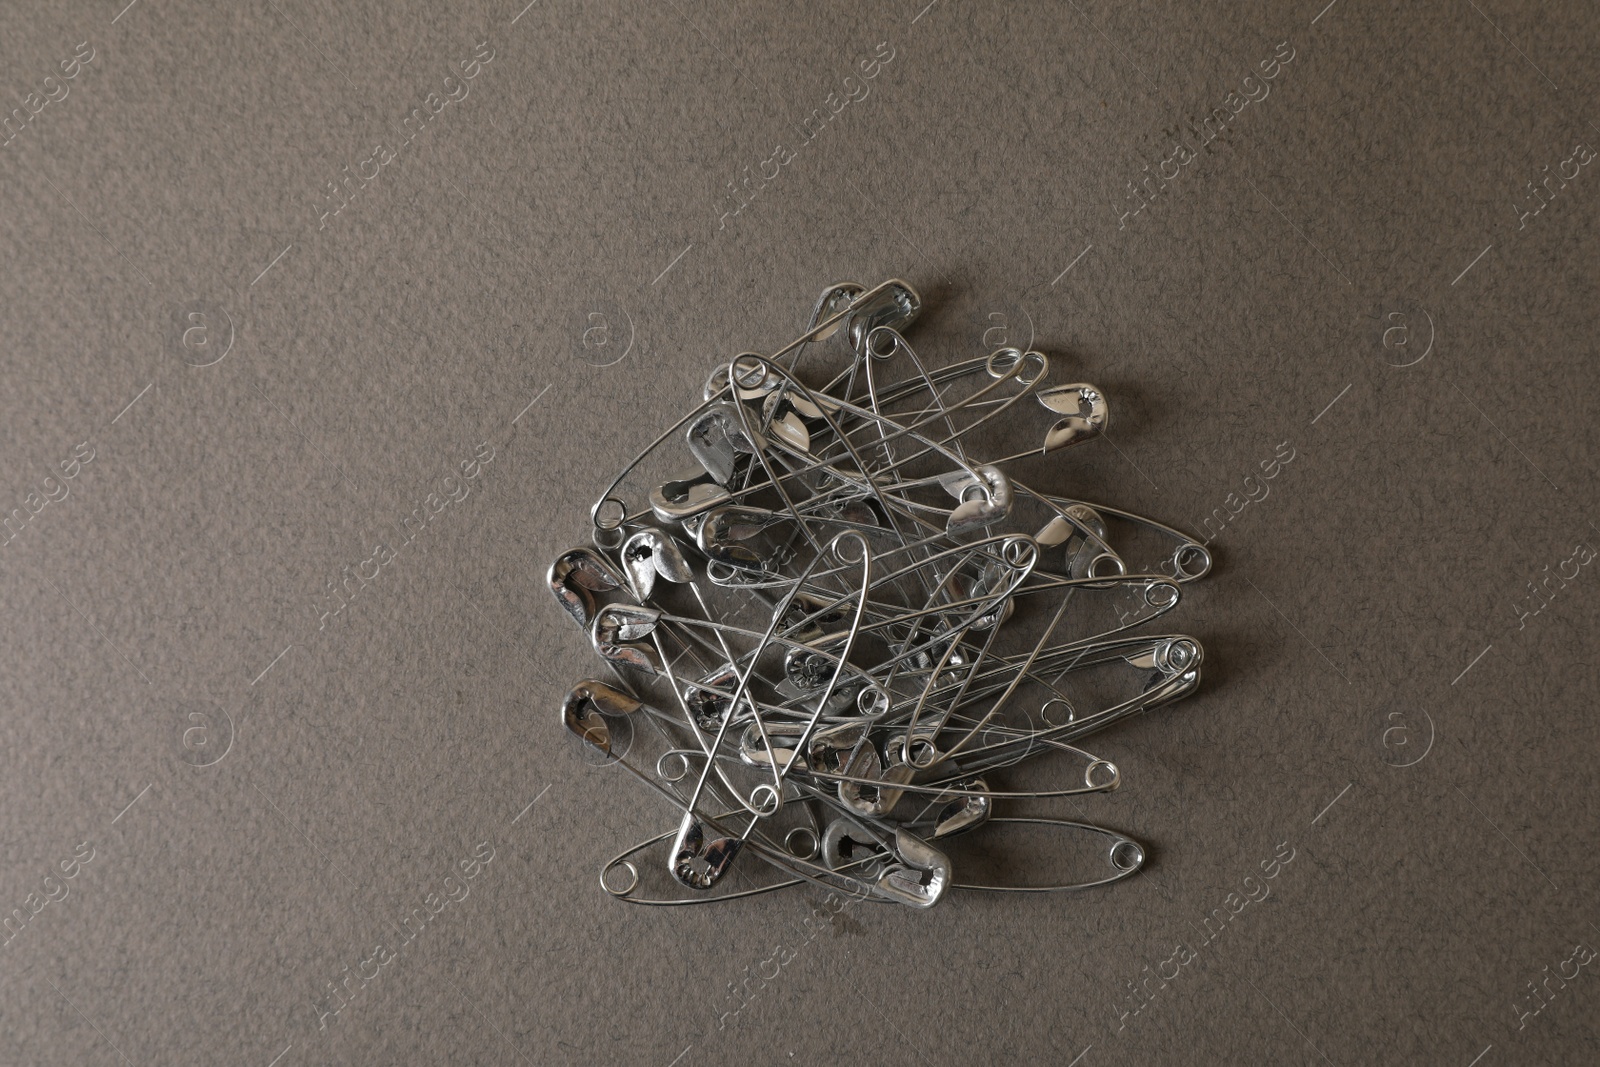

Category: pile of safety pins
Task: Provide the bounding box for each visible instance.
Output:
[550,279,1211,909]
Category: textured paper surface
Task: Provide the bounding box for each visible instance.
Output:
[4,1,1599,1064]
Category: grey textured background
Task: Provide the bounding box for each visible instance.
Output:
[3,0,1599,1064]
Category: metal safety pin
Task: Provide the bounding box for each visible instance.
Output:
[950,818,1145,893]
[557,278,1212,909]
[948,639,1203,767]
[550,547,630,628]
[1040,495,1213,582]
[669,533,872,888]
[690,353,1019,542]
[759,348,1049,479]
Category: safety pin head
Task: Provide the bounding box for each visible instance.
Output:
[1038,383,1110,451]
[804,282,866,344]
[738,720,806,772]
[879,829,950,909]
[687,402,765,484]
[764,384,836,425]
[671,813,744,890]
[697,505,783,570]
[561,680,643,756]
[685,665,757,731]
[782,645,828,691]
[838,739,915,818]
[821,817,892,875]
[932,779,992,839]
[845,280,921,356]
[825,825,947,908]
[760,391,815,454]
[805,722,868,774]
[592,604,664,674]
[814,493,887,531]
[649,471,731,525]
[945,552,1022,631]
[621,528,694,600]
[549,547,626,628]
[780,591,854,644]
[943,465,1015,534]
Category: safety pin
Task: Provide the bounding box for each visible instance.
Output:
[595,782,852,905]
[852,342,1110,465]
[815,815,951,909]
[773,362,1129,571]
[669,533,871,888]
[871,630,1196,771]
[949,818,1145,893]
[691,354,1017,547]
[925,574,1079,765]
[611,810,899,907]
[596,749,1138,902]
[798,745,1120,800]
[946,639,1203,767]
[559,279,1213,908]
[695,279,921,395]
[549,546,631,628]
[1040,494,1213,582]
[561,688,833,901]
[850,342,1064,468]
[675,392,1136,597]
[913,777,993,838]
[873,575,1183,731]
[936,630,1199,717]
[687,535,1035,692]
[586,283,915,538]
[675,329,1088,550]
[577,694,1126,905]
[755,348,1048,484]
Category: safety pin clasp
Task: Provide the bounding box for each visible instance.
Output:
[943,465,1014,534]
[687,402,765,484]
[780,591,855,644]
[550,547,628,628]
[685,665,756,731]
[592,604,665,674]
[738,720,807,773]
[1037,383,1109,452]
[838,739,915,817]
[561,679,643,756]
[931,778,992,838]
[879,829,951,908]
[649,471,732,525]
[845,280,921,356]
[671,812,744,890]
[761,392,814,454]
[822,818,947,907]
[697,505,785,570]
[621,527,694,600]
